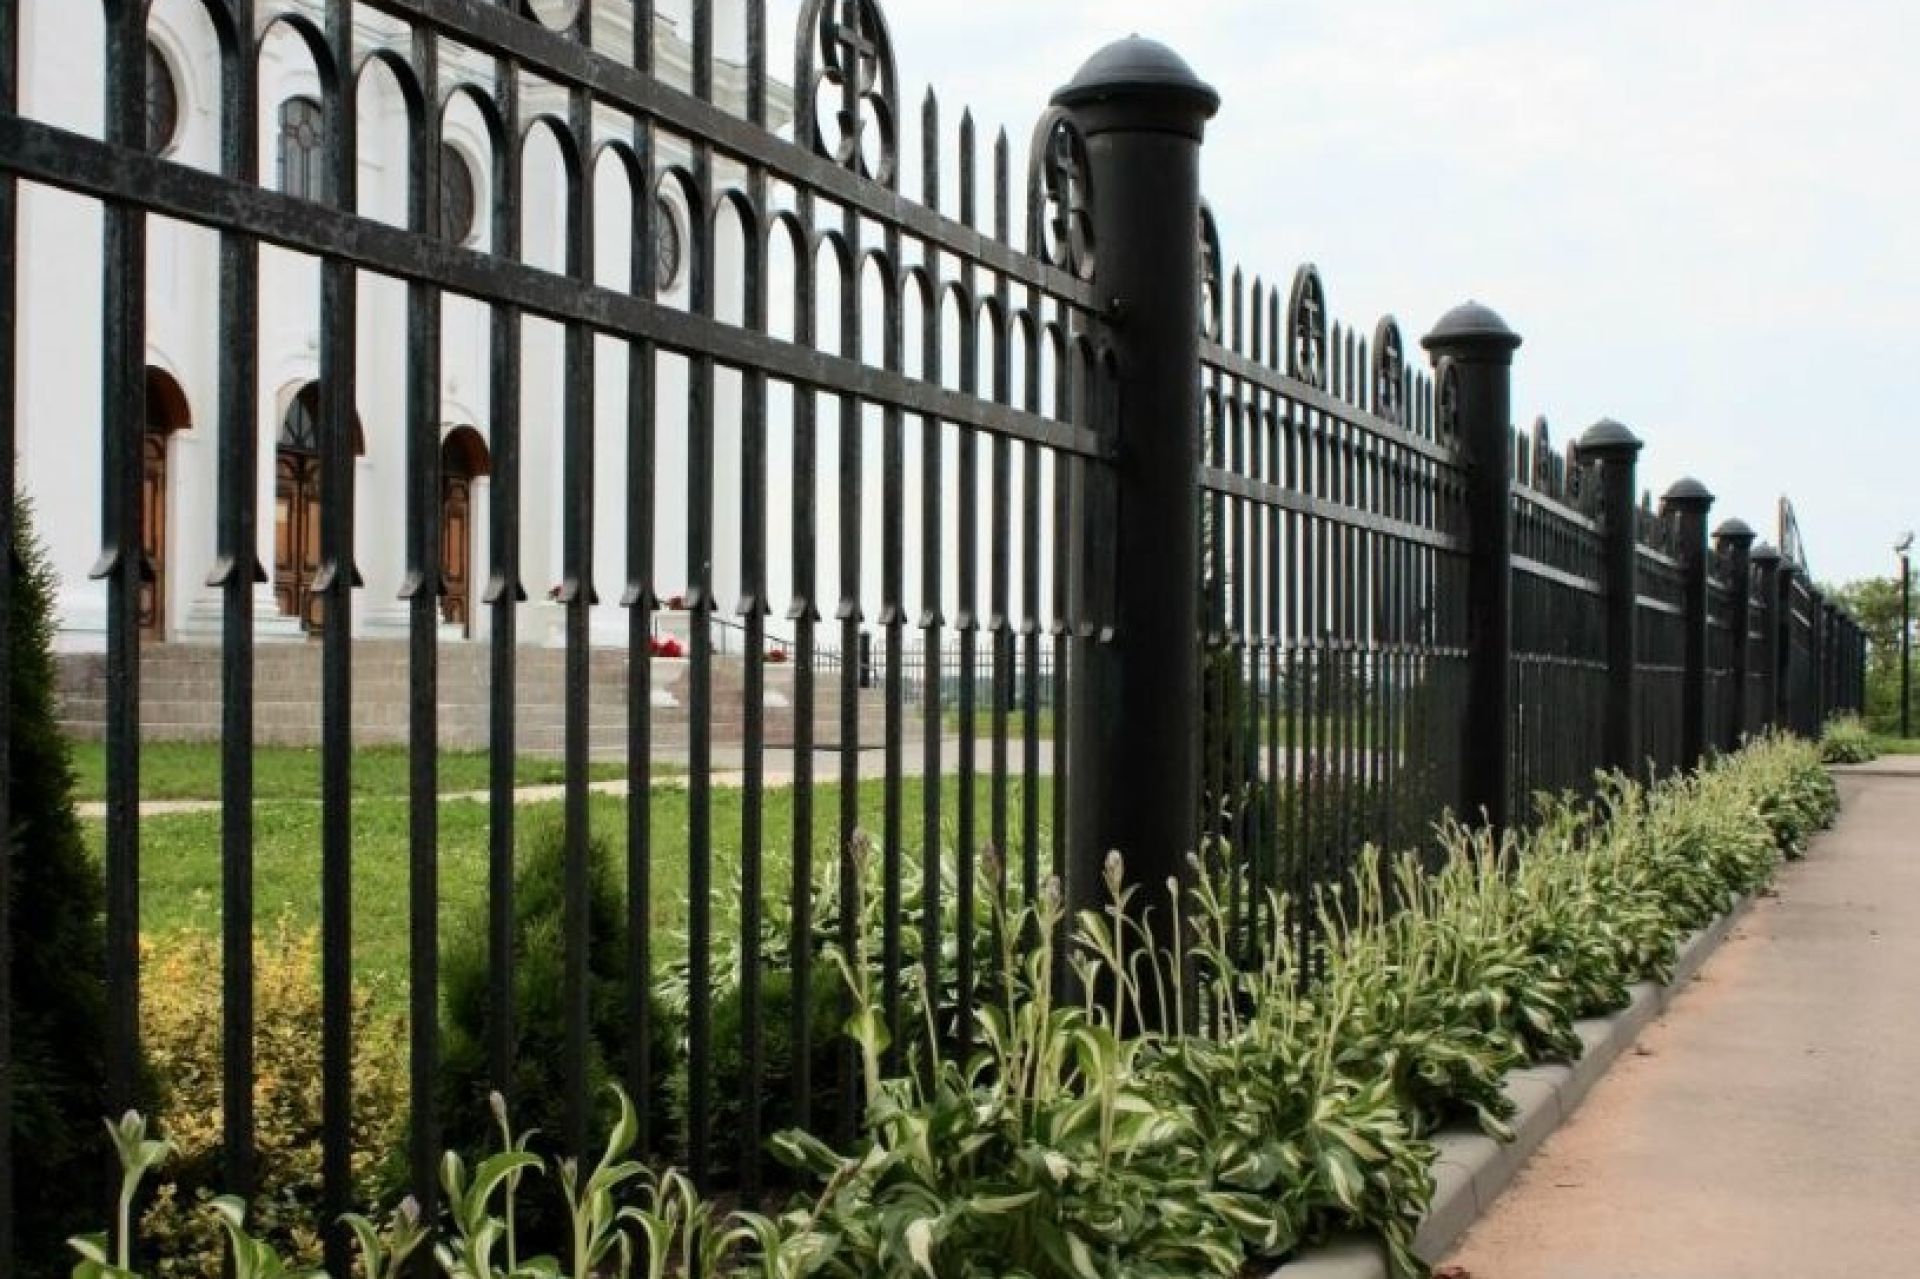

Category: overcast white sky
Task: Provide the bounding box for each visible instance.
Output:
[868,0,1918,586]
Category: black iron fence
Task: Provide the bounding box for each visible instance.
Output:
[0,0,1866,1269]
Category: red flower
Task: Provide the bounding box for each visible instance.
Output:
[766,647,789,664]
[649,636,685,660]
[665,593,688,611]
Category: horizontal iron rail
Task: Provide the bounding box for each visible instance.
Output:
[1199,465,1467,554]
[1512,553,1604,596]
[1201,340,1462,466]
[359,0,1101,308]
[0,113,1107,462]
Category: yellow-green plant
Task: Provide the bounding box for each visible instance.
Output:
[137,922,407,1276]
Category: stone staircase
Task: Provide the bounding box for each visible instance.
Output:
[56,640,894,759]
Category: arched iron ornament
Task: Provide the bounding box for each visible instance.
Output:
[796,0,900,190]
[1286,263,1327,388]
[1026,109,1094,280]
[1435,358,1461,444]
[1372,316,1405,424]
[521,0,582,34]
[1199,201,1224,341]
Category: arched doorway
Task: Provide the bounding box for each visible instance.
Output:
[440,426,491,637]
[274,383,365,634]
[140,368,192,639]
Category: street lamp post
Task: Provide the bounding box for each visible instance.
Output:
[1899,533,1913,739]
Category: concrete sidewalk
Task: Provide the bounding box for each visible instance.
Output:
[1440,769,1920,1279]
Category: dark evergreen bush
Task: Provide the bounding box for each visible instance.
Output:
[435,816,677,1250]
[676,959,846,1187]
[6,497,114,1278]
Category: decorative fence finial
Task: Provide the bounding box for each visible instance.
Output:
[1287,263,1327,388]
[796,0,899,188]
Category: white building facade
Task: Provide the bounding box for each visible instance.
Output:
[18,0,784,653]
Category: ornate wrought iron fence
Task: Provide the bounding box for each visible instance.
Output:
[0,0,1868,1269]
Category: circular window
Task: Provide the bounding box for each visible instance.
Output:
[146,40,180,153]
[437,144,477,245]
[654,196,683,292]
[523,0,581,31]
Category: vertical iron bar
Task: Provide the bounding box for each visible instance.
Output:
[879,218,905,1067]
[215,0,260,1208]
[915,89,942,1073]
[404,26,443,1227]
[685,1,715,1180]
[989,132,1011,918]
[738,0,769,1193]
[787,181,819,1136]
[486,59,523,1108]
[560,79,597,1167]
[98,9,147,1201]
[622,4,657,1150]
[954,109,978,1054]
[319,6,359,1269]
[833,191,864,1150]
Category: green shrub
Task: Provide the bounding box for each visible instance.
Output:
[6,497,122,1279]
[676,960,847,1187]
[1819,714,1878,764]
[435,816,678,1252]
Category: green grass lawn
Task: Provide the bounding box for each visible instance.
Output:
[1870,735,1920,755]
[940,708,1056,741]
[69,741,634,802]
[98,774,1054,1008]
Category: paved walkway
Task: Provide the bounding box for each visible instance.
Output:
[1440,766,1920,1279]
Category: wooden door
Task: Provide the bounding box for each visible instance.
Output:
[440,473,472,633]
[275,450,324,633]
[138,432,167,638]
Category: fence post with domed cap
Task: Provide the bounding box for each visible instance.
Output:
[1423,302,1521,830]
[1579,419,1643,773]
[1714,518,1757,749]
[1053,37,1219,941]
[1663,478,1715,767]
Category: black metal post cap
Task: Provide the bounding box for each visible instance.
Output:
[1713,517,1757,545]
[1421,300,1522,355]
[1577,418,1642,457]
[1053,35,1220,135]
[1661,477,1715,513]
[1751,540,1782,564]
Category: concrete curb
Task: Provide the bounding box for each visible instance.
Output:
[1265,892,1756,1278]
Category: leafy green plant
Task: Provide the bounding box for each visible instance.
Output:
[1820,714,1877,764]
[69,1112,316,1279]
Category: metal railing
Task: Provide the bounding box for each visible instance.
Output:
[0,0,1867,1270]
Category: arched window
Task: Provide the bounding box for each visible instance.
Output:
[278,96,325,199]
[654,194,684,291]
[437,143,477,244]
[146,41,180,153]
[140,368,192,638]
[278,382,321,452]
[274,384,363,632]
